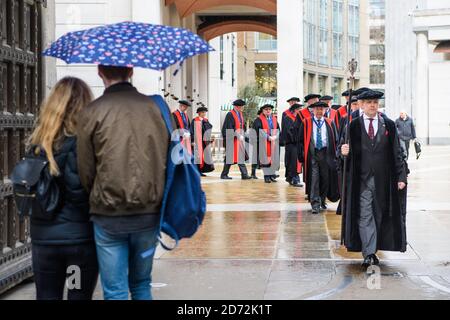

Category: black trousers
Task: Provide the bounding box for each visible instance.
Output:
[310,149,329,209]
[285,144,299,182]
[403,139,411,160]
[32,242,99,300]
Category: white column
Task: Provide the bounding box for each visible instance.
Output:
[415,31,429,144]
[131,0,163,95]
[277,0,304,108]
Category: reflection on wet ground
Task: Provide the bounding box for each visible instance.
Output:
[2,146,450,300]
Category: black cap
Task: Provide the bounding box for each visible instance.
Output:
[350,96,359,103]
[304,94,321,102]
[357,89,384,100]
[179,100,192,107]
[342,90,350,97]
[320,95,333,101]
[353,87,370,96]
[197,107,208,113]
[233,99,246,107]
[287,97,301,103]
[259,104,274,113]
[331,105,341,110]
[310,101,329,109]
[290,103,303,111]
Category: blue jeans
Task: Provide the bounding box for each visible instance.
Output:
[93,224,159,300]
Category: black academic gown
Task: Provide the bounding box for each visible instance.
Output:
[252,115,280,170]
[281,111,301,180]
[296,118,340,202]
[191,117,215,173]
[339,114,408,253]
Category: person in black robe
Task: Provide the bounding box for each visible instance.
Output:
[250,109,263,179]
[191,107,215,177]
[252,104,280,183]
[339,90,407,268]
[296,101,340,214]
[280,103,303,187]
[221,99,251,180]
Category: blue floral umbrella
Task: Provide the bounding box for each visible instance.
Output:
[43,21,214,71]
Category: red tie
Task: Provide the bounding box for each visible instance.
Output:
[368,119,375,140]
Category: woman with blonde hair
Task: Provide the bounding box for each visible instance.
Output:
[29,77,98,300]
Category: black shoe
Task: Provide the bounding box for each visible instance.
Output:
[312,207,320,214]
[251,175,259,180]
[270,177,277,182]
[362,256,372,269]
[242,175,252,180]
[264,177,272,184]
[371,254,380,266]
[290,182,302,188]
[321,202,328,210]
[200,173,207,177]
[221,175,232,180]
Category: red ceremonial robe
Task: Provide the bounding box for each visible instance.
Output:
[173,110,192,154]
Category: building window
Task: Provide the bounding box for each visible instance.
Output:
[332,77,342,102]
[318,75,328,96]
[369,0,385,20]
[370,64,385,84]
[255,33,277,51]
[220,36,224,80]
[332,0,343,68]
[304,0,318,64]
[370,44,385,61]
[348,0,360,61]
[319,0,328,65]
[231,35,235,87]
[255,63,277,97]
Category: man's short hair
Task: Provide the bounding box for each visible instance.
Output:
[98,65,133,81]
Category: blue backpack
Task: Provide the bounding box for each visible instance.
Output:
[150,95,206,251]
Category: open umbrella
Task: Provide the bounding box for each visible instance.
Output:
[43,21,214,71]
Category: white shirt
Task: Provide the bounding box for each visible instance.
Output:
[312,117,328,148]
[363,114,379,137]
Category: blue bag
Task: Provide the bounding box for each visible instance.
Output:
[150,95,206,251]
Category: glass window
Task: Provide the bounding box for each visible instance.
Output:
[332,33,343,68]
[318,76,327,96]
[332,0,343,68]
[255,33,277,51]
[370,44,385,61]
[370,64,385,84]
[255,63,277,97]
[331,77,342,102]
[369,0,385,20]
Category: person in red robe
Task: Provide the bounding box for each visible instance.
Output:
[252,104,280,183]
[320,95,341,131]
[173,100,192,154]
[191,107,215,177]
[299,94,321,121]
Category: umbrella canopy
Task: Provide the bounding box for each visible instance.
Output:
[43,21,214,70]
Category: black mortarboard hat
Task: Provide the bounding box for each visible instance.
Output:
[290,103,303,111]
[287,97,301,103]
[259,104,274,113]
[357,90,384,100]
[179,100,192,107]
[342,90,350,97]
[233,99,246,107]
[353,87,370,96]
[350,96,359,103]
[197,107,208,113]
[319,95,333,101]
[310,101,329,108]
[304,94,321,102]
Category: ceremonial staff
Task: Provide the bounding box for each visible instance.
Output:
[341,59,358,244]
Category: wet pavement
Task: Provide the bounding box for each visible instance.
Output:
[2,146,450,300]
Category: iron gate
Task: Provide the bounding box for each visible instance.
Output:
[0,0,45,294]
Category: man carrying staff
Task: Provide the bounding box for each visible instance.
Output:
[297,101,340,214]
[340,89,407,268]
[221,99,252,180]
